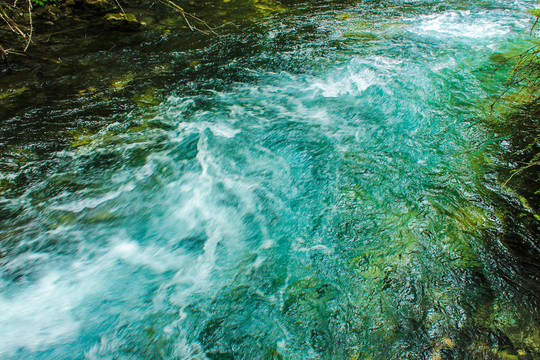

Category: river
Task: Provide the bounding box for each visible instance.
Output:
[1,0,539,359]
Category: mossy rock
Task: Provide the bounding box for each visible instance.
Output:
[0,86,29,102]
[489,48,533,65]
[351,20,371,30]
[133,88,161,107]
[104,13,146,30]
[49,212,78,227]
[110,73,136,91]
[77,86,99,96]
[489,53,510,64]
[502,91,538,107]
[33,5,61,21]
[71,137,93,148]
[125,119,174,134]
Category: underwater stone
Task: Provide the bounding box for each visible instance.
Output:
[343,32,377,40]
[110,73,136,91]
[133,88,161,107]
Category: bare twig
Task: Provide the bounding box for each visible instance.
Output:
[0,43,11,68]
[0,0,33,59]
[156,0,219,35]
[0,4,27,37]
[113,0,126,15]
[502,161,540,188]
[531,16,540,35]
[23,0,32,51]
[5,48,29,56]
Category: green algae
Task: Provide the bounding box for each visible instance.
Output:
[453,205,494,231]
[133,87,162,107]
[69,129,95,148]
[110,73,137,91]
[252,0,285,15]
[343,32,377,41]
[0,86,29,102]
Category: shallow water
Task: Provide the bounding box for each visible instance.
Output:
[1,1,540,359]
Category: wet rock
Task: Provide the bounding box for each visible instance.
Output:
[489,53,509,64]
[33,5,61,22]
[489,49,525,64]
[85,0,117,12]
[104,13,145,30]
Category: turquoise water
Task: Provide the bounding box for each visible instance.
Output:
[1,1,540,359]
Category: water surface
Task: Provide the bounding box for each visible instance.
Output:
[1,1,539,359]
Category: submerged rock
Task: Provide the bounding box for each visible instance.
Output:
[110,73,136,91]
[133,88,161,107]
[343,32,377,40]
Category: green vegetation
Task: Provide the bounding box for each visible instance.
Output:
[31,0,59,6]
[488,12,540,210]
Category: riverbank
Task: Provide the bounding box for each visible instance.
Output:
[1,0,155,70]
[0,0,286,73]
[0,0,285,197]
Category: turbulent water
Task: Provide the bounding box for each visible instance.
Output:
[1,0,540,359]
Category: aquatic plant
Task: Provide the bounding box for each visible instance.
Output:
[493,10,540,199]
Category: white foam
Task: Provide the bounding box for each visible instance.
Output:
[431,57,457,72]
[298,244,333,254]
[175,121,239,139]
[52,183,134,213]
[0,272,81,356]
[209,123,241,138]
[109,237,189,273]
[412,11,512,39]
[308,66,380,97]
[0,227,205,357]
